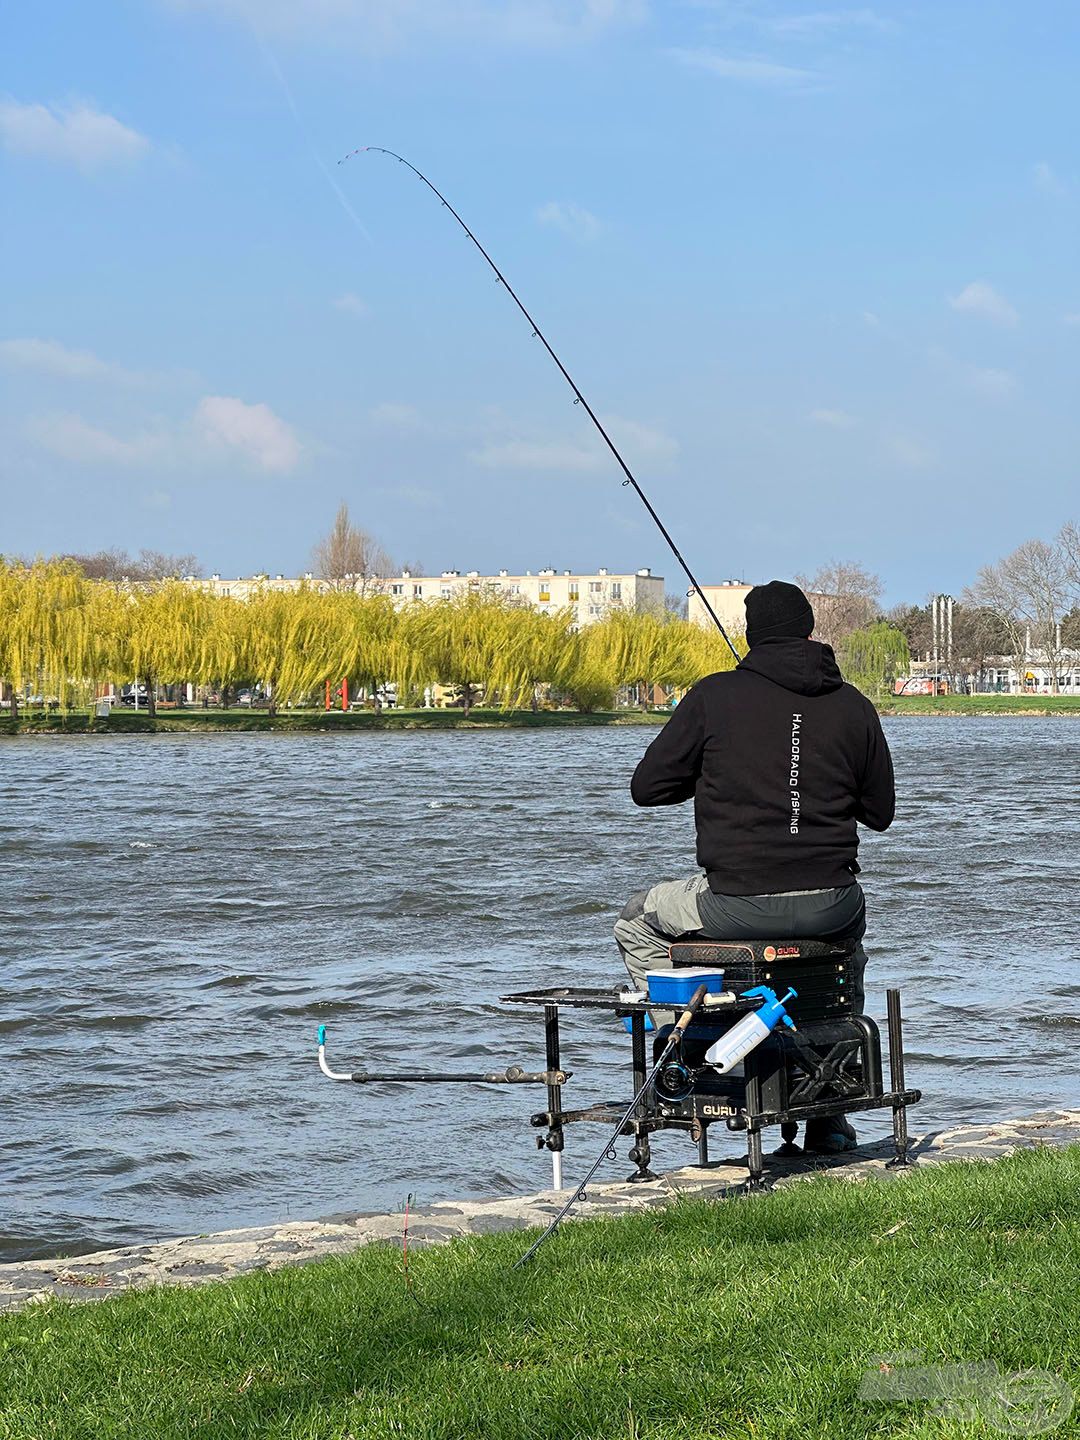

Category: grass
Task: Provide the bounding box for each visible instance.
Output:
[880,693,1080,716]
[0,706,668,736]
[3,1146,1079,1439]
[2,694,1079,734]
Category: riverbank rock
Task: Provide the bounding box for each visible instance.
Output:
[3,1109,1078,1312]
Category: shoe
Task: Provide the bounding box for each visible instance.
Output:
[803,1115,858,1154]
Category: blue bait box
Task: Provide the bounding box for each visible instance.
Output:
[645,968,726,1006]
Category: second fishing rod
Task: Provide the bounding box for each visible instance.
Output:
[340,146,740,663]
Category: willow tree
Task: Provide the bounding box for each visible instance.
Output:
[325,592,405,712]
[838,622,909,700]
[121,581,220,716]
[497,603,577,710]
[406,593,535,715]
[0,559,91,713]
[240,586,327,715]
[0,560,23,717]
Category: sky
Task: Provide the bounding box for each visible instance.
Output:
[1,1,1077,606]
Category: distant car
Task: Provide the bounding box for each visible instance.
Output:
[118,686,151,707]
[236,689,270,708]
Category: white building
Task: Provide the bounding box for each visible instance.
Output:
[688,581,753,636]
[385,567,664,624]
[190,567,665,625]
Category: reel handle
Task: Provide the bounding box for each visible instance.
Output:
[674,984,710,1034]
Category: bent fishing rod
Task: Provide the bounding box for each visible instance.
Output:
[339,146,740,663]
[512,983,711,1268]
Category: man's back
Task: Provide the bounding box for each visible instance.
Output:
[631,636,895,895]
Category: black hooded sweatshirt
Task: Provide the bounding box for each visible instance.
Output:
[631,638,895,895]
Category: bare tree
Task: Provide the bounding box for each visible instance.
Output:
[964,537,1072,693]
[1060,520,1080,600]
[60,548,201,581]
[796,561,883,646]
[312,503,393,594]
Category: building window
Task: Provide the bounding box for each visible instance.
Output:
[539,588,550,602]
[391,584,404,596]
[413,584,423,597]
[611,581,622,600]
[440,586,452,598]
[510,583,521,595]
[568,582,579,600]
[590,581,603,593]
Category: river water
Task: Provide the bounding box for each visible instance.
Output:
[2,720,1077,1263]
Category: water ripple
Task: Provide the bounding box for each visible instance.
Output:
[1,719,1077,1262]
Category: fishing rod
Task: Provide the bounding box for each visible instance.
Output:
[340,146,741,663]
[513,983,711,1268]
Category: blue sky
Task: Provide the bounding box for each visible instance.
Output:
[2,1,1077,604]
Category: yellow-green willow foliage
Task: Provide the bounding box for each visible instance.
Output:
[0,567,746,714]
[242,585,332,714]
[402,593,576,714]
[567,609,743,711]
[0,559,92,714]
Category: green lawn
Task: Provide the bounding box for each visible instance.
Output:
[0,706,668,736]
[2,695,1078,734]
[880,693,1080,716]
[3,1146,1078,1439]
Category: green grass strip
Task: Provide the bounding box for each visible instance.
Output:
[3,1146,1079,1438]
[0,707,668,736]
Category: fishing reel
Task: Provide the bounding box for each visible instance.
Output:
[653,1036,702,1102]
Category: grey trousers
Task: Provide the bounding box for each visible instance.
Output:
[614,874,867,1024]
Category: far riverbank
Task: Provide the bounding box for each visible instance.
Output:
[1,694,1079,734]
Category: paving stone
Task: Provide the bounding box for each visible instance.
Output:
[467,1214,532,1234]
[2,1112,1077,1312]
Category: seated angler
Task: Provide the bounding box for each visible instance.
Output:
[613,580,895,1154]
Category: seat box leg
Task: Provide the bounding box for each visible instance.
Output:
[885,988,915,1170]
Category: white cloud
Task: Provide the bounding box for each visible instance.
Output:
[809,408,857,429]
[948,281,1018,326]
[964,365,1016,399]
[470,439,605,472]
[1064,313,1080,327]
[601,415,679,466]
[369,401,422,428]
[0,98,150,172]
[1033,161,1066,197]
[536,200,602,242]
[195,396,300,471]
[375,483,443,508]
[769,8,894,34]
[0,337,147,385]
[170,0,645,50]
[333,291,369,318]
[861,310,880,326]
[26,412,163,465]
[668,48,817,85]
[886,433,937,470]
[470,415,677,473]
[929,346,1018,400]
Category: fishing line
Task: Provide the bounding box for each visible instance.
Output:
[339,146,740,661]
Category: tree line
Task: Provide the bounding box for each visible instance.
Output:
[0,559,746,719]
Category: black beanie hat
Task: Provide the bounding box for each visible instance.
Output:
[744,580,814,646]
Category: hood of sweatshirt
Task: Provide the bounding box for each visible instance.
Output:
[736,637,845,697]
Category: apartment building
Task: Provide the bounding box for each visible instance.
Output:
[191,567,665,624]
[687,581,753,635]
[386,567,664,623]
